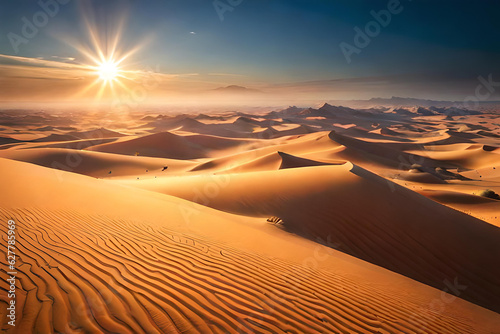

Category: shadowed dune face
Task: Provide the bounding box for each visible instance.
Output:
[1,106,500,332]
[277,151,344,169]
[126,162,500,313]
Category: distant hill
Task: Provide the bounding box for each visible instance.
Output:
[213,85,263,94]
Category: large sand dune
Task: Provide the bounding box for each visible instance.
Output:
[0,148,196,177]
[87,132,253,160]
[122,160,500,313]
[1,158,499,333]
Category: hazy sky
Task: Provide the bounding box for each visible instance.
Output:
[0,0,499,103]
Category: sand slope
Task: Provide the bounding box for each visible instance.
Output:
[87,132,252,160]
[87,132,208,159]
[124,161,500,314]
[0,148,196,178]
[1,158,499,333]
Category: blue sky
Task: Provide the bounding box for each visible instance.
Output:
[0,0,499,102]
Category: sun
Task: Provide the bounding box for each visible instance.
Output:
[97,59,120,82]
[61,9,149,100]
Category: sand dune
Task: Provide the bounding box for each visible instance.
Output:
[277,151,343,169]
[213,151,345,174]
[32,137,120,150]
[186,132,341,173]
[123,163,500,313]
[420,189,500,227]
[66,128,127,139]
[142,115,310,139]
[87,132,206,159]
[3,158,499,332]
[460,165,500,180]
[87,132,253,159]
[33,133,82,142]
[0,148,196,177]
[0,135,21,146]
[327,131,453,169]
[405,145,500,169]
[397,170,448,184]
[193,150,285,173]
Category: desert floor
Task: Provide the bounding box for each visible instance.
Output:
[1,104,500,333]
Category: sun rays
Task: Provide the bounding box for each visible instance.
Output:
[58,4,146,101]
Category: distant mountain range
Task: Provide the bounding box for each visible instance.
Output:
[329,96,500,108]
[213,85,263,94]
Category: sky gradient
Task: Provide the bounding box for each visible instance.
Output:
[0,0,499,104]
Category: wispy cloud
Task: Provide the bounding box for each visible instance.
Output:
[0,54,225,100]
[50,56,76,62]
[0,54,87,70]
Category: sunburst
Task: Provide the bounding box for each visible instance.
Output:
[60,5,147,101]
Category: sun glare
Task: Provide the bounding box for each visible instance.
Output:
[61,8,148,101]
[97,59,120,82]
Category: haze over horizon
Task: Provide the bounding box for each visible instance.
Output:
[0,0,499,105]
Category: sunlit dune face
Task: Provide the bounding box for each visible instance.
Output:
[97,59,120,82]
